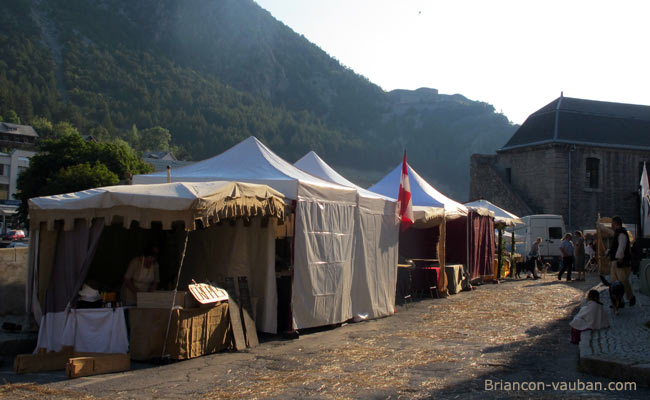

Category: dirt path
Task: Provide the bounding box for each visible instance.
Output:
[2,274,648,399]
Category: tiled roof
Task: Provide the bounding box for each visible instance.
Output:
[0,122,38,137]
[501,96,650,151]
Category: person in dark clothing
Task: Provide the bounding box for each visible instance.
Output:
[558,233,574,281]
[608,216,636,306]
[526,237,542,279]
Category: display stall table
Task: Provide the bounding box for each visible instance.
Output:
[445,264,464,294]
[410,266,440,298]
[129,303,231,360]
[36,307,130,354]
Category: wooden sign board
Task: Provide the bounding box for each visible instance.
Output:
[188,283,229,304]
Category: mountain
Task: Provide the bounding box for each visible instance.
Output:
[0,0,517,200]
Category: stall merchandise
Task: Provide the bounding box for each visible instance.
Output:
[26,180,286,355]
[134,137,400,328]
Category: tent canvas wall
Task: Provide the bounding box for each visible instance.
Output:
[26,181,286,351]
[295,151,400,318]
[134,137,399,328]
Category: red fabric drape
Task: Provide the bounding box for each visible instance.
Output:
[445,213,495,280]
[471,213,495,279]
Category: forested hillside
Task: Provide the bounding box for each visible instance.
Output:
[0,0,517,199]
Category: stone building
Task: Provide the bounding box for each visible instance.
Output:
[0,122,38,202]
[470,95,650,231]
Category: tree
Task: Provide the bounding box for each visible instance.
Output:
[5,109,20,124]
[52,121,79,137]
[43,162,119,195]
[16,132,154,223]
[138,126,171,152]
[29,116,54,137]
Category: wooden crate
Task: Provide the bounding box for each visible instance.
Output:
[14,347,130,376]
[66,353,130,378]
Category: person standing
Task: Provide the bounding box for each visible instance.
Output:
[527,237,542,279]
[558,233,574,281]
[573,231,586,281]
[121,245,160,305]
[609,216,636,306]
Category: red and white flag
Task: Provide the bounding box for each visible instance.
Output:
[397,151,414,231]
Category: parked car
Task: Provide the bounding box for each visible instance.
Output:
[3,229,26,241]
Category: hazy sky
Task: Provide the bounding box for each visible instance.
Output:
[254,0,650,124]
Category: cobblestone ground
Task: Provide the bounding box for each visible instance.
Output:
[2,273,649,399]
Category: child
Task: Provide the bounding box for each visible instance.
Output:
[570,290,609,344]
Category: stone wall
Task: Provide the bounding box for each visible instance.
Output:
[469,154,533,217]
[568,146,650,231]
[0,247,28,315]
[472,144,650,231]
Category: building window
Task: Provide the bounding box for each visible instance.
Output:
[0,184,8,200]
[0,164,8,177]
[585,157,599,189]
[505,168,512,184]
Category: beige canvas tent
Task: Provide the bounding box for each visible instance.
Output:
[26,181,287,352]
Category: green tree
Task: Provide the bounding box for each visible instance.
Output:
[124,124,139,147]
[138,126,171,152]
[43,162,119,196]
[5,109,20,124]
[16,132,154,223]
[52,121,79,137]
[30,116,54,137]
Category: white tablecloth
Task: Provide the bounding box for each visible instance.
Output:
[36,307,129,353]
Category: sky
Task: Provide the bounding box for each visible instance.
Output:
[254,0,650,125]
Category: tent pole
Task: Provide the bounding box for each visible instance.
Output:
[497,227,503,280]
[161,230,190,359]
[438,213,447,296]
[466,213,470,280]
[25,228,40,331]
[511,227,516,278]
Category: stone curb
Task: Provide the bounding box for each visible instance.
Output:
[579,355,650,386]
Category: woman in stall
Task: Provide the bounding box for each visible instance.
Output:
[121,245,160,305]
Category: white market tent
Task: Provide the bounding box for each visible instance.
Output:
[134,137,399,329]
[295,151,444,224]
[294,151,406,313]
[370,162,495,281]
[27,181,287,351]
[369,162,467,219]
[464,199,522,227]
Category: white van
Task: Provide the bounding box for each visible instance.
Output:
[513,215,566,266]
